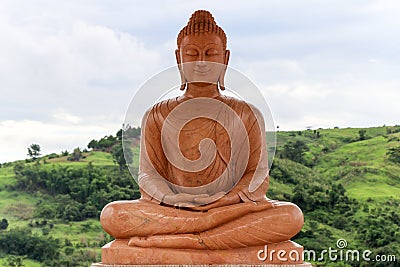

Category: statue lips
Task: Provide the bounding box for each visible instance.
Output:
[188,65,218,84]
[193,68,211,75]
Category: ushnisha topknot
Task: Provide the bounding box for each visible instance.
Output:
[177,10,227,49]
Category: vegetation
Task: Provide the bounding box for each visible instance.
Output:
[387,146,400,164]
[279,140,309,165]
[0,126,399,266]
[87,135,117,152]
[67,148,83,162]
[0,218,8,230]
[27,144,41,161]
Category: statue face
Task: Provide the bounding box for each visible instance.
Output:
[177,33,228,86]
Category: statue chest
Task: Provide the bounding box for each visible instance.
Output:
[164,117,231,187]
[178,117,230,161]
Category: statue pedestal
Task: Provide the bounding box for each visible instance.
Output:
[92,264,312,267]
[92,239,311,266]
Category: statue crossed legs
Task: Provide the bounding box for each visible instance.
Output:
[102,199,303,249]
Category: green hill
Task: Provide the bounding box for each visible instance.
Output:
[0,126,399,266]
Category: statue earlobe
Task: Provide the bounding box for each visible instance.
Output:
[178,68,186,91]
[175,49,186,90]
[224,50,230,65]
[219,50,230,91]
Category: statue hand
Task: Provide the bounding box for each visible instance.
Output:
[248,199,276,212]
[237,191,276,211]
[193,191,226,204]
[189,190,241,211]
[163,193,209,206]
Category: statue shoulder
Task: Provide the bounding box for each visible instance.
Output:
[221,96,264,122]
[143,97,181,121]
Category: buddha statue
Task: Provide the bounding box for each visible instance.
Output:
[98,10,305,265]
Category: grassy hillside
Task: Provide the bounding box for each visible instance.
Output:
[0,151,117,266]
[0,126,399,266]
[276,127,400,201]
[272,127,399,266]
[316,132,400,201]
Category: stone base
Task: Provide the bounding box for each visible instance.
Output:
[94,239,309,266]
[92,264,312,267]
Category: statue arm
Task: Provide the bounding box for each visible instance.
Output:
[138,108,174,203]
[232,104,270,202]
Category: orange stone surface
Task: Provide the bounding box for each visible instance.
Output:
[95,10,307,266]
[95,239,308,265]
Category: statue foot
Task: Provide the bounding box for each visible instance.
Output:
[128,236,151,248]
[128,234,207,249]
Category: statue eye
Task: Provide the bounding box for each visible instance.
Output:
[185,49,199,56]
[206,49,219,56]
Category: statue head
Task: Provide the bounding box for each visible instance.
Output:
[176,10,230,91]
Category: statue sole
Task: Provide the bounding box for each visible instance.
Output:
[92,239,311,266]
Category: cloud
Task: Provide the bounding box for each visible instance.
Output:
[0,0,399,162]
[0,6,164,162]
[0,14,161,122]
[52,109,82,124]
[241,59,305,84]
[256,80,400,131]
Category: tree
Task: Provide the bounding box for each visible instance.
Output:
[358,129,367,140]
[5,255,25,267]
[387,146,400,164]
[87,139,99,150]
[280,140,309,164]
[27,144,41,160]
[123,125,141,139]
[116,129,123,140]
[0,227,60,261]
[111,143,133,171]
[0,218,9,230]
[87,135,118,151]
[62,204,82,222]
[68,147,82,161]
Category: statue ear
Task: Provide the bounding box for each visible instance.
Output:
[219,50,230,91]
[175,49,181,65]
[224,50,230,66]
[175,49,186,90]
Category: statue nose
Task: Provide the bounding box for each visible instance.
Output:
[196,61,208,67]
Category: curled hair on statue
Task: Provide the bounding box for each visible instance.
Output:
[177,10,227,50]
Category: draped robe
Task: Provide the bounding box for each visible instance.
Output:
[138,95,270,206]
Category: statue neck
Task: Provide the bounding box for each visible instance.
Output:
[184,83,221,98]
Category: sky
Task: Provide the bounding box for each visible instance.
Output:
[1,0,399,163]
